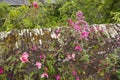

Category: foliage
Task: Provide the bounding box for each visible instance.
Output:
[111,12,120,23]
[117,69,120,79]
[116,49,120,79]
[0,2,11,31]
[0,1,60,32]
[0,0,120,32]
[0,11,119,80]
[58,0,120,24]
[3,2,46,31]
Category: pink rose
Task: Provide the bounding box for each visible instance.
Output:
[20,52,29,63]
[75,45,82,51]
[32,1,39,9]
[55,75,61,80]
[0,67,4,75]
[35,62,42,69]
[41,72,49,78]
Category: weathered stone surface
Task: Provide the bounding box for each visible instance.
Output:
[0,24,120,53]
[0,24,120,40]
[91,24,120,38]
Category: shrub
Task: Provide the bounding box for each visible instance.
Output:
[0,9,120,80]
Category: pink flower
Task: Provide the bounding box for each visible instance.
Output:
[0,67,4,75]
[55,75,61,80]
[71,53,75,61]
[22,52,29,57]
[55,29,61,36]
[84,24,89,29]
[80,31,89,39]
[67,53,76,61]
[75,20,87,25]
[90,27,95,32]
[39,54,46,59]
[20,52,29,63]
[41,72,49,78]
[31,44,37,51]
[76,76,80,80]
[35,62,42,69]
[76,11,83,17]
[72,70,77,76]
[76,11,84,20]
[74,25,81,31]
[68,18,75,27]
[44,67,48,71]
[67,54,71,60]
[32,1,39,9]
[75,45,82,51]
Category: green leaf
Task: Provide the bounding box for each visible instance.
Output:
[0,74,7,80]
[82,54,89,62]
[6,56,13,62]
[17,63,24,68]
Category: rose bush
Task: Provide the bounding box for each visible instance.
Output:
[0,1,120,80]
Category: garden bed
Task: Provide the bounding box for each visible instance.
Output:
[0,23,120,80]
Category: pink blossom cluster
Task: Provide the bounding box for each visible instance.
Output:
[75,45,82,51]
[67,53,76,61]
[68,11,90,40]
[35,62,42,69]
[41,72,49,78]
[20,52,49,79]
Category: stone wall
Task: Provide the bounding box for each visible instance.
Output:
[0,24,120,41]
[0,24,120,54]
